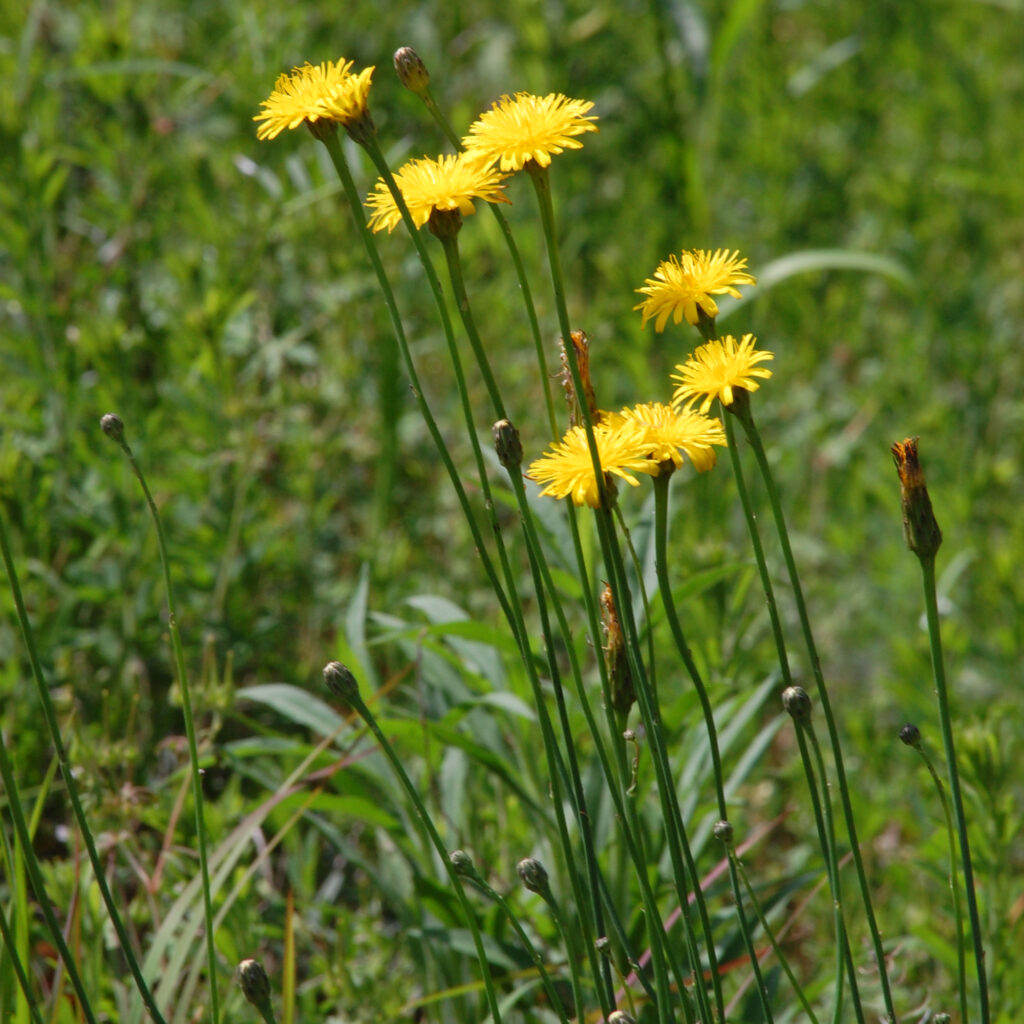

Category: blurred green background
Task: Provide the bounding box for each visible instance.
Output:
[2,0,1023,1019]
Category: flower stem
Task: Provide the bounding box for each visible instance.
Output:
[1,494,170,1023]
[918,555,988,1024]
[732,398,897,1023]
[103,424,221,1024]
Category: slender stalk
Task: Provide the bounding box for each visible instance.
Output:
[901,726,969,1024]
[317,130,515,629]
[453,853,573,1024]
[651,472,774,1023]
[919,557,988,1024]
[731,396,897,1022]
[418,89,558,437]
[0,502,169,1024]
[0,847,46,1024]
[724,839,820,1024]
[724,411,863,1021]
[323,663,504,1024]
[100,418,220,1024]
[0,710,96,1021]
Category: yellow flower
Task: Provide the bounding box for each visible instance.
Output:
[462,92,598,172]
[254,59,374,140]
[527,420,657,508]
[612,402,726,472]
[671,335,774,414]
[634,249,755,330]
[366,153,510,233]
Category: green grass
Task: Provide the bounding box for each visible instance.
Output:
[2,0,1023,1021]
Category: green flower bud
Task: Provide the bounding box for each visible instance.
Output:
[323,661,359,704]
[100,412,125,443]
[393,47,430,96]
[450,849,475,877]
[493,419,523,469]
[713,819,733,845]
[899,723,921,748]
[517,857,550,896]
[782,685,812,722]
[237,958,272,1011]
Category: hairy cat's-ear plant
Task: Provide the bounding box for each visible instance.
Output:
[101,412,222,1024]
[238,959,276,1024]
[0,425,170,1024]
[892,439,988,1024]
[449,850,573,1024]
[663,313,897,1021]
[322,662,505,1023]
[899,723,969,1024]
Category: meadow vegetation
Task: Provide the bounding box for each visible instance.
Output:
[1,0,1023,1021]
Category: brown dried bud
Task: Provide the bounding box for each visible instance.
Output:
[600,583,634,715]
[558,330,599,427]
[891,437,942,560]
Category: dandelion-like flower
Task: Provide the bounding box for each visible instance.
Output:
[612,402,726,472]
[635,249,755,330]
[254,59,374,140]
[527,419,657,508]
[462,92,598,172]
[366,153,509,233]
[671,335,774,414]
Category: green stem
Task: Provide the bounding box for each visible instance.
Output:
[0,831,46,1024]
[651,472,774,1023]
[919,556,988,1024]
[906,729,969,1024]
[104,427,221,1024]
[459,863,573,1023]
[723,409,863,1021]
[328,668,504,1024]
[317,131,516,629]
[0,499,170,1024]
[420,91,557,437]
[726,844,820,1024]
[733,396,897,1023]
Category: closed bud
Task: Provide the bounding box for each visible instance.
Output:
[516,856,550,896]
[237,958,272,1011]
[891,437,942,560]
[323,661,359,705]
[713,819,733,845]
[608,1012,638,1024]
[394,47,430,96]
[100,412,125,443]
[600,583,634,715]
[899,723,922,748]
[782,685,812,723]
[493,419,523,469]
[449,849,475,877]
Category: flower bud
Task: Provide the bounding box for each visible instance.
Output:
[891,437,942,560]
[450,849,475,877]
[393,47,431,96]
[493,419,523,469]
[237,958,272,1011]
[782,685,812,723]
[600,583,634,715]
[899,723,922,748]
[608,1012,638,1024]
[516,856,550,896]
[100,412,125,443]
[712,819,733,845]
[323,661,359,705]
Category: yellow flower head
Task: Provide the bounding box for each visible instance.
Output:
[366,153,510,233]
[634,249,756,331]
[255,59,374,140]
[612,402,727,472]
[527,419,657,508]
[462,92,598,172]
[671,334,774,414]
